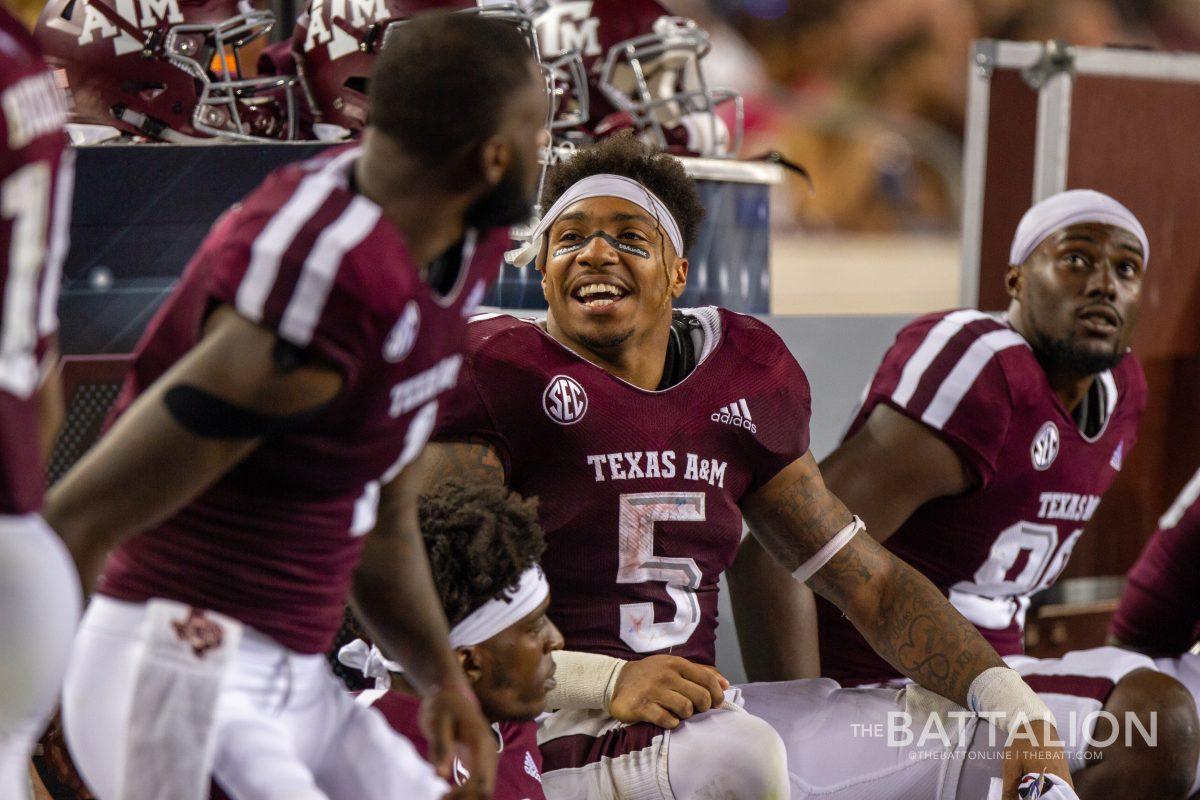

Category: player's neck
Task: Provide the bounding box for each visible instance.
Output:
[355,134,471,268]
[544,315,671,391]
[1044,370,1095,415]
[1007,306,1095,413]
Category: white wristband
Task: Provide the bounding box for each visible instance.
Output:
[967,666,1057,734]
[792,516,865,584]
[543,650,627,712]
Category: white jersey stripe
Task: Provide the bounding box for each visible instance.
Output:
[922,329,1026,429]
[279,195,380,346]
[891,309,992,407]
[1160,467,1200,530]
[38,148,74,337]
[236,148,360,323]
[738,398,752,419]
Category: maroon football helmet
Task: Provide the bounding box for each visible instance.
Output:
[35,0,302,141]
[294,0,543,137]
[532,0,743,158]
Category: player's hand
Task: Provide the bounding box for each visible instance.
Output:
[1000,720,1073,799]
[419,683,497,800]
[608,654,729,729]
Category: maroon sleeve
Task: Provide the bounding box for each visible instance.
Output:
[863,314,1018,488]
[204,199,376,389]
[737,323,812,496]
[1111,477,1200,653]
[433,326,513,472]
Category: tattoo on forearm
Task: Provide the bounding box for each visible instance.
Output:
[422,439,505,491]
[838,545,1004,704]
[746,453,1003,705]
[746,455,854,573]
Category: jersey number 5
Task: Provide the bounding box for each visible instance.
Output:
[617,492,705,652]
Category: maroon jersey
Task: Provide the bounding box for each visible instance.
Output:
[818,309,1146,684]
[0,8,71,515]
[363,690,546,800]
[100,145,506,653]
[437,309,811,664]
[1110,468,1200,653]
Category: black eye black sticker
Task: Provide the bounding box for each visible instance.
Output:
[553,231,651,260]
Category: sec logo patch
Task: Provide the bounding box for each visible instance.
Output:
[383,301,420,362]
[543,375,588,425]
[1031,421,1059,471]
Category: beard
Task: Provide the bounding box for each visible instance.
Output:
[464,152,538,229]
[575,326,635,352]
[1030,329,1126,376]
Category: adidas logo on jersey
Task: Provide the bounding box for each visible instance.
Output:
[524,750,541,783]
[712,399,757,434]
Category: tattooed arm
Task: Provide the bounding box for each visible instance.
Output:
[742,452,1071,796]
[421,439,507,494]
[741,450,1002,705]
[730,404,970,680]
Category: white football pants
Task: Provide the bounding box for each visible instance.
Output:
[0,513,80,800]
[62,595,446,800]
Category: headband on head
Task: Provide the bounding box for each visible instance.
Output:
[1009,189,1149,268]
[336,566,551,690]
[448,566,550,648]
[506,174,684,267]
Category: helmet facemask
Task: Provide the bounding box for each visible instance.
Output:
[163,4,300,141]
[597,16,743,158]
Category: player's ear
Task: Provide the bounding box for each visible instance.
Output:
[478,136,511,187]
[1005,264,1022,300]
[538,257,551,299]
[670,257,689,300]
[458,647,483,684]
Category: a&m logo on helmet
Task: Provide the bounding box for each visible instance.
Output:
[543,374,588,425]
[1031,421,1060,471]
[302,0,390,57]
[535,0,601,57]
[75,0,184,55]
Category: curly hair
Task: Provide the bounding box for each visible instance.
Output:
[419,479,545,627]
[542,133,706,257]
[328,480,544,687]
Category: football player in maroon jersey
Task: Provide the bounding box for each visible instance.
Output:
[337,479,563,800]
[428,133,1073,799]
[42,12,549,800]
[733,190,1199,797]
[339,478,744,800]
[0,6,80,800]
[1109,466,1200,798]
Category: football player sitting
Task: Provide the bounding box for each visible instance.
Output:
[732,189,1199,798]
[426,132,1071,799]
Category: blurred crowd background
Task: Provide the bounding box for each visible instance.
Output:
[17,0,1200,233]
[15,0,1200,310]
[690,0,1200,234]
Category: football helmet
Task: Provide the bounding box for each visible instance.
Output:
[34,0,302,141]
[531,0,743,158]
[295,0,544,137]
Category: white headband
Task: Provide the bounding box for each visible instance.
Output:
[449,566,550,648]
[336,566,551,689]
[1009,189,1148,268]
[507,174,684,266]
